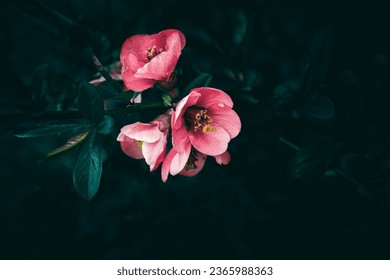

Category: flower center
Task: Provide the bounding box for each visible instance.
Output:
[145,45,163,61]
[137,141,143,149]
[184,106,216,133]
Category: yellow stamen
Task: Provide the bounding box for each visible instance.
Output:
[137,141,143,149]
[202,124,216,133]
[193,109,213,132]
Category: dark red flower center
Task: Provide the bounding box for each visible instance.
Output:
[184,106,216,133]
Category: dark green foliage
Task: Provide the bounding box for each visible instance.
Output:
[72,130,103,201]
[1,0,390,260]
[182,73,212,97]
[288,141,344,179]
[12,118,92,138]
[78,82,105,123]
[40,130,91,162]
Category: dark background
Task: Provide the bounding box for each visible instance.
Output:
[1,0,390,259]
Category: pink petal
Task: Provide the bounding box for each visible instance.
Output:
[142,132,167,171]
[122,76,155,92]
[156,29,186,50]
[189,126,230,156]
[122,53,144,73]
[119,136,144,159]
[214,151,231,165]
[120,35,156,63]
[121,52,155,92]
[172,91,201,128]
[170,143,191,175]
[161,148,176,183]
[130,93,142,104]
[179,152,207,177]
[134,50,177,81]
[120,122,161,142]
[191,87,234,108]
[171,125,190,153]
[208,104,241,139]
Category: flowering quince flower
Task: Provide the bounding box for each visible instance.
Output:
[161,140,231,182]
[171,87,241,156]
[117,111,171,171]
[120,29,186,92]
[160,87,240,182]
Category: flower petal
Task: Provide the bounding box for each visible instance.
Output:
[123,77,156,92]
[119,136,144,159]
[208,104,241,139]
[161,148,176,183]
[172,125,190,153]
[120,35,156,63]
[120,122,161,142]
[134,51,176,81]
[170,144,191,175]
[142,132,167,171]
[189,126,230,156]
[156,29,186,50]
[172,91,201,129]
[122,69,156,92]
[191,87,234,108]
[214,151,231,165]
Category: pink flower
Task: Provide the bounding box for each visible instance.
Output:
[171,87,241,157]
[161,139,231,182]
[117,112,170,171]
[120,29,186,92]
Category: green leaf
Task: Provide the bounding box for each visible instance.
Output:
[95,81,120,99]
[39,130,91,162]
[182,73,212,96]
[78,82,105,123]
[300,96,335,119]
[73,130,103,200]
[12,118,92,138]
[97,115,114,135]
[115,90,135,104]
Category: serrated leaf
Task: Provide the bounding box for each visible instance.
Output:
[40,130,91,161]
[300,96,335,118]
[182,73,212,96]
[12,118,92,138]
[73,130,103,200]
[78,82,105,123]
